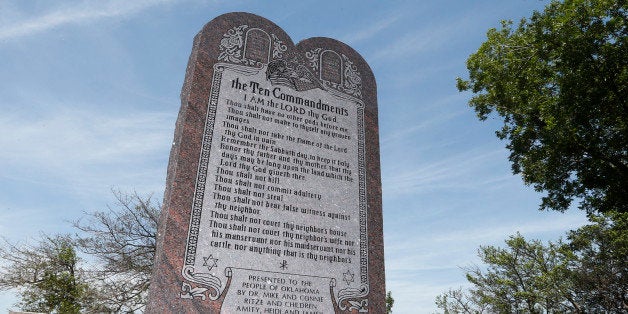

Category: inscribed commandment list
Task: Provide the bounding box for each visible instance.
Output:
[180,61,368,313]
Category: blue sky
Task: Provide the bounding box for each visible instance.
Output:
[0,1,589,312]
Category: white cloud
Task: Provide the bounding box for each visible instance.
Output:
[387,213,587,258]
[0,108,171,164]
[383,147,508,196]
[387,279,457,314]
[381,109,466,146]
[367,11,477,63]
[368,25,448,62]
[0,0,176,41]
[341,11,405,45]
[0,107,173,196]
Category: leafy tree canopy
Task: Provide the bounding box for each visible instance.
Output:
[386,291,394,313]
[457,0,628,214]
[0,234,88,313]
[436,212,628,313]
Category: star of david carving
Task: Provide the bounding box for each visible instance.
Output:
[202,254,218,271]
[342,269,355,285]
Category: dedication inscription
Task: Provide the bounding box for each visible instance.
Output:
[147,13,384,313]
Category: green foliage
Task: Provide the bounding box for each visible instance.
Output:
[436,212,628,313]
[0,235,88,313]
[451,0,628,310]
[0,191,159,313]
[567,211,628,310]
[465,234,575,313]
[386,291,394,313]
[435,287,487,314]
[457,0,628,214]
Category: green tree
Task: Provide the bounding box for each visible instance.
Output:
[435,287,488,314]
[567,211,628,310]
[0,234,89,313]
[435,213,628,313]
[457,0,628,214]
[0,191,159,313]
[386,291,394,313]
[448,234,576,313]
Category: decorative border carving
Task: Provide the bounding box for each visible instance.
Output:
[218,25,247,63]
[180,265,221,301]
[333,282,369,313]
[218,25,363,98]
[342,54,362,98]
[305,48,363,99]
[218,25,287,68]
[183,65,223,266]
[305,47,323,71]
[271,33,287,59]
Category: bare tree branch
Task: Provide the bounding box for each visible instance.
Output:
[72,189,159,313]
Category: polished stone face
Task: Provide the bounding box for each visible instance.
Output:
[193,64,364,312]
[147,12,384,313]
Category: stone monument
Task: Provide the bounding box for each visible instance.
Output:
[147,12,384,313]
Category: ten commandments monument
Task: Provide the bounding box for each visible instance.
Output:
[147,12,385,313]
